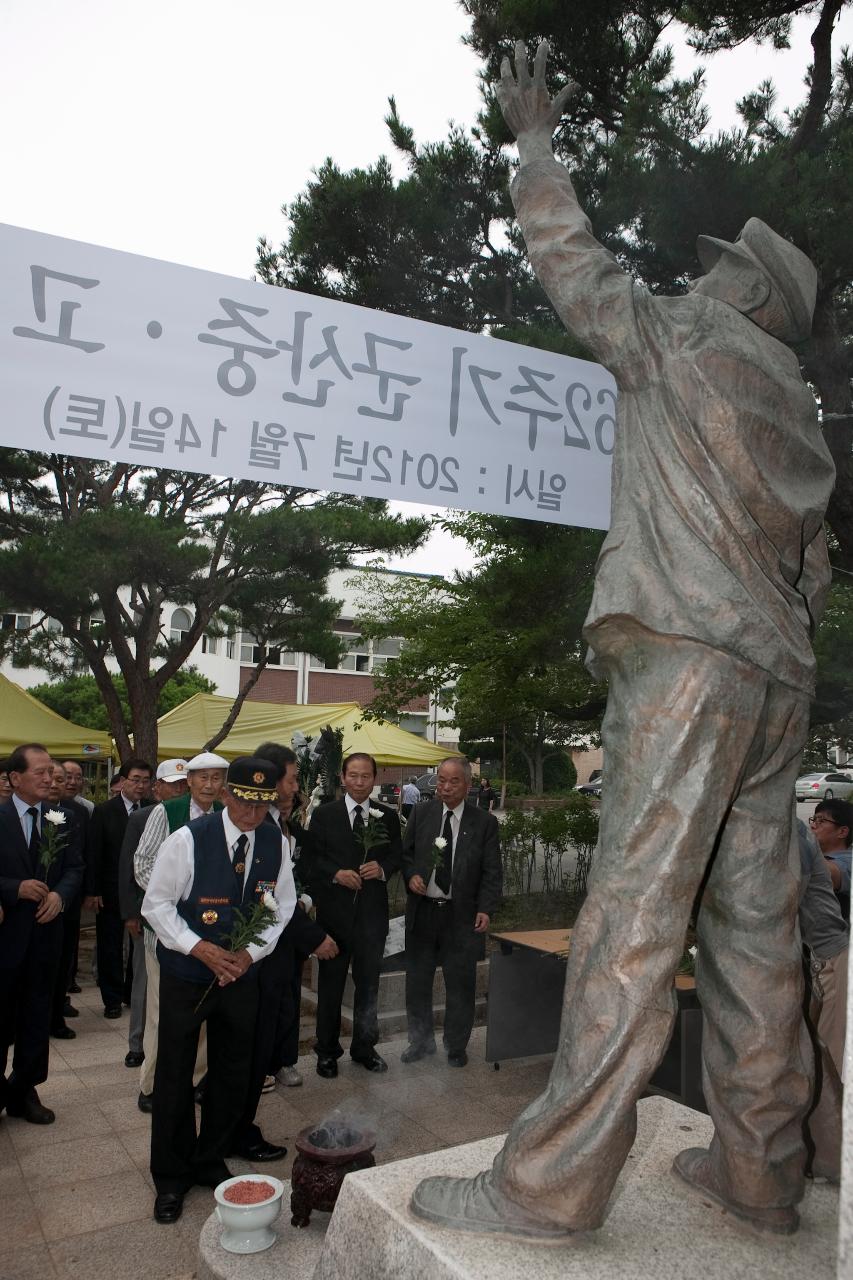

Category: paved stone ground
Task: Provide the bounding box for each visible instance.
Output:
[0,972,553,1280]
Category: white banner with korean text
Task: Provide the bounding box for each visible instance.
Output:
[0,224,614,528]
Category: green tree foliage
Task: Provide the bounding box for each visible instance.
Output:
[0,457,427,763]
[355,513,605,794]
[29,667,217,738]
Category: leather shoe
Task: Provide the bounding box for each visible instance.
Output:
[352,1052,388,1073]
[51,1024,76,1040]
[125,1051,144,1068]
[68,982,82,994]
[6,1090,55,1124]
[316,1056,338,1079]
[137,1092,153,1114]
[231,1137,287,1162]
[447,1051,468,1068]
[104,1006,122,1019]
[63,1000,79,1017]
[154,1192,184,1224]
[401,1043,436,1064]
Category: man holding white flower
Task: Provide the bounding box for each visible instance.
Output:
[142,755,296,1225]
[0,743,84,1125]
[308,752,402,1077]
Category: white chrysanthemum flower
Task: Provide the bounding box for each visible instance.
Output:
[433,836,448,850]
[44,809,66,826]
[368,807,384,819]
[262,891,277,912]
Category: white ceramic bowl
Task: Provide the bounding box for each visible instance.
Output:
[214,1173,284,1254]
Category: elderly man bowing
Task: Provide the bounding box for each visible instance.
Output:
[142,756,295,1225]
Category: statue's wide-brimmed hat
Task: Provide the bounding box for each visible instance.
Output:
[696,217,817,344]
[226,756,277,802]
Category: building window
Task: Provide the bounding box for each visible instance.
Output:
[225,635,235,659]
[309,633,399,674]
[239,634,296,667]
[1,612,32,633]
[371,637,402,670]
[170,608,193,644]
[201,633,218,655]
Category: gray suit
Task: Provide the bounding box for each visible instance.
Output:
[402,800,501,1055]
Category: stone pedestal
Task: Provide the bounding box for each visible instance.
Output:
[314,1096,838,1280]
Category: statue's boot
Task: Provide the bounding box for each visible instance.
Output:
[673,1148,799,1235]
[410,1170,574,1243]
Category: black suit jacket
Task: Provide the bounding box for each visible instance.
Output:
[0,799,85,969]
[89,794,151,908]
[307,797,402,946]
[118,804,158,921]
[401,799,502,951]
[262,812,326,957]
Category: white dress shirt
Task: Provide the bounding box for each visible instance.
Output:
[142,809,296,963]
[12,791,40,844]
[426,800,465,899]
[345,793,386,879]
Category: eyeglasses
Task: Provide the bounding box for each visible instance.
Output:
[809,816,839,827]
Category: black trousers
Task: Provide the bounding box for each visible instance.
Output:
[51,893,82,1028]
[0,924,62,1109]
[151,965,258,1194]
[95,904,125,1009]
[234,936,302,1147]
[406,899,477,1055]
[315,932,384,1060]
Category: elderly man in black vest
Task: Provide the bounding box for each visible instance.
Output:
[142,756,295,1225]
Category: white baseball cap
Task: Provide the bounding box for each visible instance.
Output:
[186,752,229,772]
[156,759,189,782]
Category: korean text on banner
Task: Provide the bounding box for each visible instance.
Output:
[0,223,615,529]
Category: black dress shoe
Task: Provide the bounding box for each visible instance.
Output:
[154,1192,184,1224]
[6,1090,55,1124]
[51,1024,76,1040]
[401,1043,436,1064]
[447,1050,468,1067]
[231,1138,287,1162]
[104,1006,122,1019]
[137,1092,154,1114]
[352,1052,388,1073]
[68,982,82,994]
[125,1051,144,1068]
[63,1001,79,1018]
[316,1056,338,1079]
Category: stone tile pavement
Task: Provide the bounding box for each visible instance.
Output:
[1,973,553,1280]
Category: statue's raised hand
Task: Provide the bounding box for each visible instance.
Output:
[496,40,578,156]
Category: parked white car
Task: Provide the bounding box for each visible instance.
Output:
[794,771,853,801]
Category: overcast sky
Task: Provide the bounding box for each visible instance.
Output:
[3,1,850,575]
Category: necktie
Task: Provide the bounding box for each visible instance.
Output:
[27,805,40,867]
[353,806,364,835]
[131,801,139,812]
[234,833,248,899]
[435,810,454,895]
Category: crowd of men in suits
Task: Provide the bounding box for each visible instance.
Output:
[0,742,502,1225]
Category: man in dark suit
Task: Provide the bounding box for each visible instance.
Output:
[401,756,502,1067]
[308,752,402,1077]
[0,742,84,1123]
[85,757,152,1018]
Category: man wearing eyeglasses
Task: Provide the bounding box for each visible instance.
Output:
[809,800,852,921]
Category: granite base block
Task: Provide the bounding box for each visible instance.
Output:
[314,1096,839,1280]
[197,1180,327,1280]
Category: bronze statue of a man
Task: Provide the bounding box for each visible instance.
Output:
[411,42,835,1241]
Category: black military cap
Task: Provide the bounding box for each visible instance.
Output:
[226,756,277,802]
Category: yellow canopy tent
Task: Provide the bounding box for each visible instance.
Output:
[0,672,113,759]
[155,694,458,767]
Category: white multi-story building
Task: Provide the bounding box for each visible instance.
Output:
[0,567,458,750]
